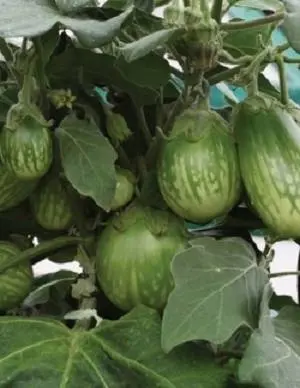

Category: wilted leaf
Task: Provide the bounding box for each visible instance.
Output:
[23,274,75,308]
[120,28,179,62]
[162,237,268,352]
[0,0,131,48]
[56,115,117,211]
[0,306,230,387]
[239,285,300,388]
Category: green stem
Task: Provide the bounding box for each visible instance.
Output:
[211,0,223,24]
[276,42,290,53]
[247,74,259,96]
[207,64,244,85]
[275,54,289,105]
[19,54,37,106]
[283,56,300,64]
[116,144,134,171]
[270,271,300,279]
[0,236,84,274]
[219,50,252,64]
[221,12,284,31]
[137,155,148,185]
[133,101,152,147]
[64,184,90,239]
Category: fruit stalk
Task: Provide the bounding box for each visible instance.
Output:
[275,54,289,105]
[221,11,284,31]
[0,236,85,274]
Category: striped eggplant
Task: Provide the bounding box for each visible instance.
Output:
[157,106,241,223]
[234,93,300,238]
[0,112,53,180]
[0,164,37,211]
[0,241,33,310]
[30,177,73,231]
[95,204,187,311]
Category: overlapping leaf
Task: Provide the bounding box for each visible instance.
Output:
[283,0,300,53]
[56,115,117,211]
[239,285,300,388]
[0,306,230,387]
[0,0,131,48]
[162,237,268,352]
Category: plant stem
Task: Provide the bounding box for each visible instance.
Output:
[211,0,223,23]
[276,42,290,53]
[116,144,134,171]
[133,101,152,147]
[0,236,84,273]
[270,271,300,278]
[275,54,289,105]
[221,12,284,31]
[283,56,300,64]
[207,64,244,85]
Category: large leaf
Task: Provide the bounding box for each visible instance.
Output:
[283,0,300,53]
[47,48,159,104]
[56,115,117,211]
[0,306,230,387]
[161,237,268,352]
[0,0,131,48]
[116,53,171,89]
[239,285,300,388]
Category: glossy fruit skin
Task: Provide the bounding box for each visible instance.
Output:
[95,205,187,311]
[0,164,37,211]
[30,177,73,231]
[0,241,33,310]
[157,107,241,223]
[1,114,53,180]
[234,94,300,238]
[110,167,135,211]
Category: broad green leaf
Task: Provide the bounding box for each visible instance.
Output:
[0,306,230,387]
[120,28,179,62]
[47,48,159,104]
[162,237,268,352]
[56,115,117,211]
[223,22,273,58]
[230,0,283,11]
[283,0,300,53]
[116,53,171,89]
[239,285,300,388]
[0,0,131,48]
